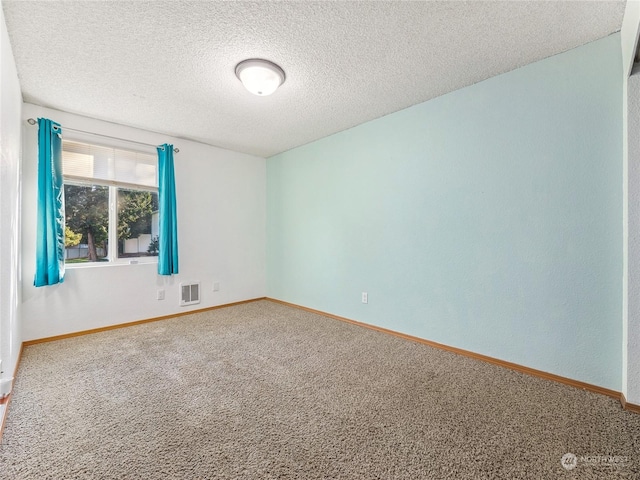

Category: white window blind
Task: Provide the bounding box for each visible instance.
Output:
[62,140,157,188]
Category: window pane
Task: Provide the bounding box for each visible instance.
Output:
[114,149,157,187]
[62,142,111,180]
[117,189,159,258]
[63,140,157,188]
[64,184,109,263]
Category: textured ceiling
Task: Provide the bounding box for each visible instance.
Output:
[2,1,626,158]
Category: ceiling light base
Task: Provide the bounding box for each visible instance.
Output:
[235,59,285,96]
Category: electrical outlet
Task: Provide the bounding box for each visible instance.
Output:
[362,292,368,304]
[0,377,13,398]
[157,289,165,300]
[213,282,220,292]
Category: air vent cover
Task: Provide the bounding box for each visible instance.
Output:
[180,282,201,306]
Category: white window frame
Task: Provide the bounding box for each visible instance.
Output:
[62,139,159,267]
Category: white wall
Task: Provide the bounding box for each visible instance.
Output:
[0,3,22,380]
[622,0,640,404]
[628,68,640,405]
[21,104,266,341]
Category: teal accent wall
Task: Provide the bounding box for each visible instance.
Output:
[267,34,622,390]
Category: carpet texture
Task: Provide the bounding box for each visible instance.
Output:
[0,300,638,479]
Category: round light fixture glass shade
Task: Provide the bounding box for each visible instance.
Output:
[235,59,285,96]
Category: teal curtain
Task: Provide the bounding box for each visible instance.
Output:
[157,144,179,275]
[34,118,65,287]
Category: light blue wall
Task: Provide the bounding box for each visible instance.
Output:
[267,34,622,390]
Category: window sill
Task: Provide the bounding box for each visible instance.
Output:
[65,258,158,269]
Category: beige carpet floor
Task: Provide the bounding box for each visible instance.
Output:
[0,300,638,479]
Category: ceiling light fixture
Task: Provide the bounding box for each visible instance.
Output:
[235,59,285,96]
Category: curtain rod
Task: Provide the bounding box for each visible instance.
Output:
[26,118,179,153]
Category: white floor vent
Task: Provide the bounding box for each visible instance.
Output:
[180,282,201,306]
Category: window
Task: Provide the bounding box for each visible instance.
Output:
[62,140,159,264]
